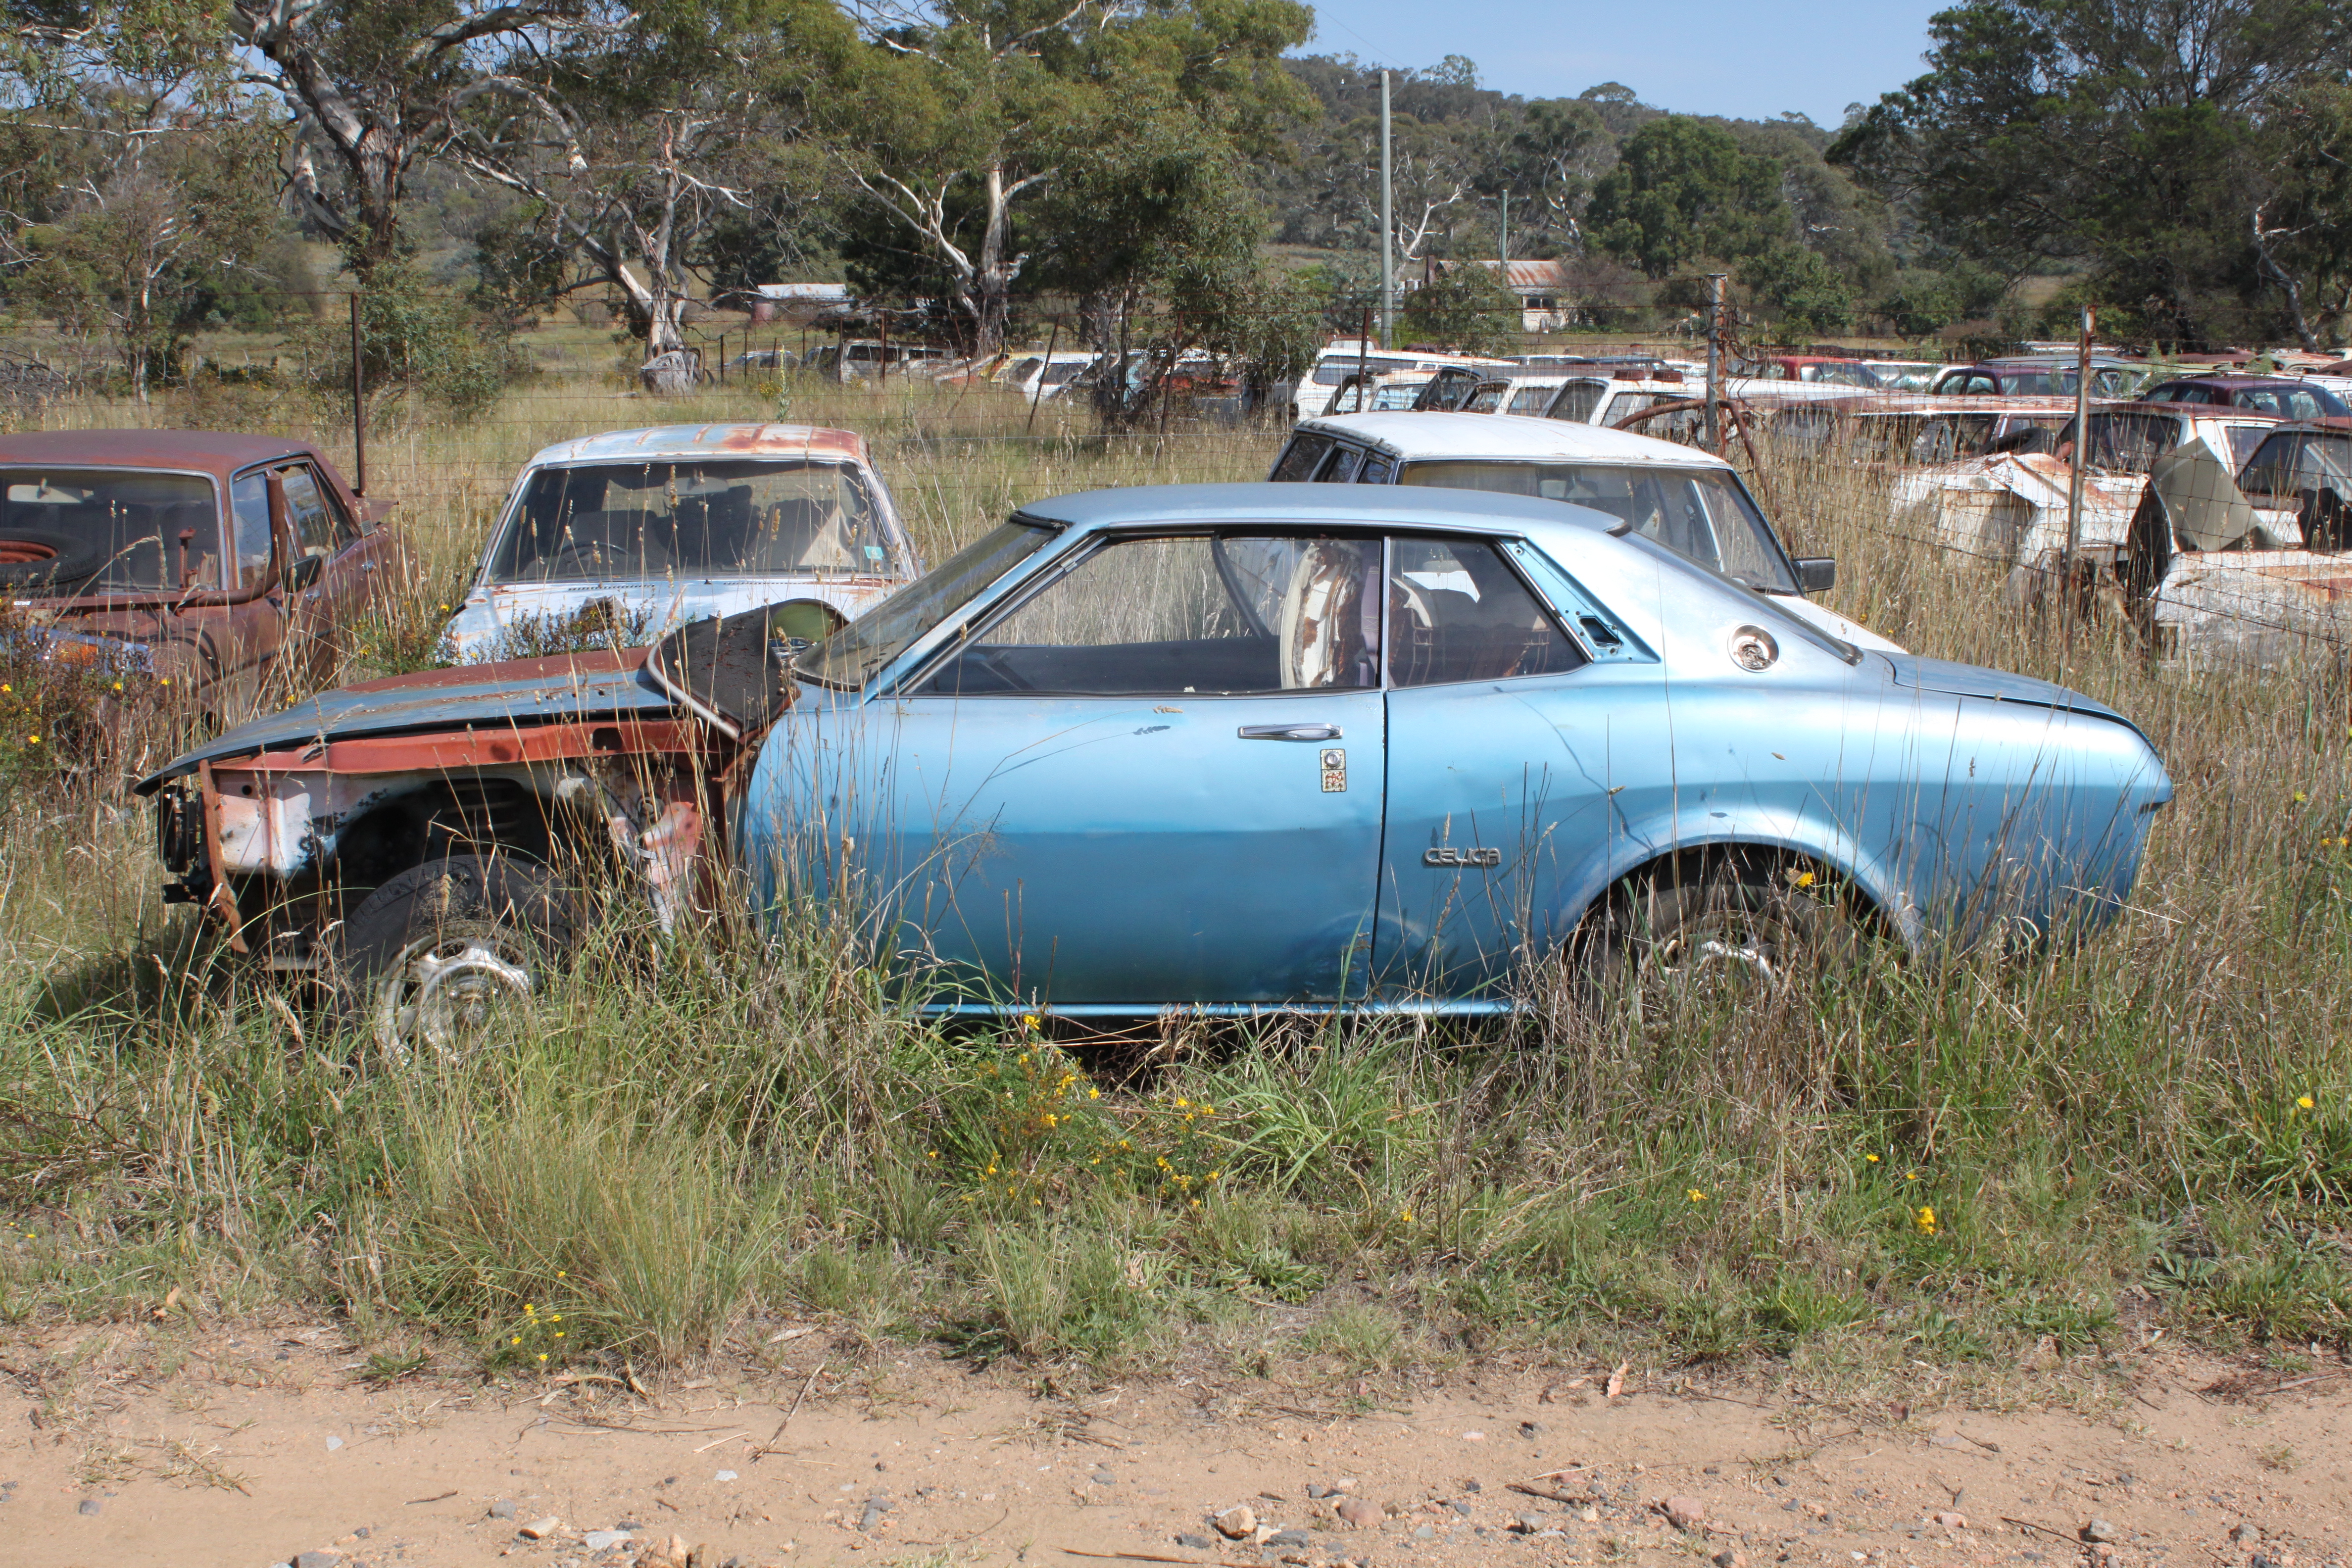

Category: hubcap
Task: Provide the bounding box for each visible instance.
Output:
[374,930,538,1061]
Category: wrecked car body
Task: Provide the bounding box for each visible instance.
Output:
[439,424,920,663]
[146,484,2169,1046]
[2126,422,2352,663]
[0,431,402,719]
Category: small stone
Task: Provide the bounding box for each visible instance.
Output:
[1333,1477,1357,1494]
[1512,1515,1544,1535]
[1091,1471,1115,1486]
[1214,1505,1258,1540]
[294,1553,342,1568]
[1932,1512,1969,1531]
[2084,1520,2119,1545]
[634,1536,692,1568]
[1175,1533,1215,1550]
[1412,1524,1436,1540]
[1519,1421,1542,1437]
[858,1497,890,1533]
[324,1435,343,1452]
[76,1500,99,1517]
[519,1517,562,1540]
[490,1501,517,1520]
[1664,1496,1708,1532]
[1334,1497,1383,1529]
[1268,1529,1311,1548]
[1462,1430,1485,1441]
[2230,1525,2261,1546]
[2249,1555,2283,1568]
[1704,1466,1722,1475]
[1580,1507,1601,1524]
[1306,1483,1330,1500]
[713,1470,737,1483]
[583,1529,633,1551]
[1713,1551,1748,1568]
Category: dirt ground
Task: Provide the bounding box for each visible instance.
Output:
[2,1324,2344,1568]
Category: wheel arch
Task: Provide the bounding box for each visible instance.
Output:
[1556,832,1920,959]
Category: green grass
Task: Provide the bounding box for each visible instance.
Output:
[0,366,2348,1385]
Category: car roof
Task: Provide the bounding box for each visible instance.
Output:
[2095,400,2280,422]
[1292,411,1728,468]
[0,429,326,477]
[2147,374,2315,390]
[1016,481,1634,539]
[1778,393,2092,415]
[522,424,871,468]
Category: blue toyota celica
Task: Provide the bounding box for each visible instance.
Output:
[146,483,2172,1043]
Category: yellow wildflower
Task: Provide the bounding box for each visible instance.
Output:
[2298,1094,2315,1109]
[1687,1188,1707,1203]
[1914,1206,1938,1235]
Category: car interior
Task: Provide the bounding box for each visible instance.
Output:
[495,460,883,581]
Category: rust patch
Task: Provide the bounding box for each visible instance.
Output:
[232,718,711,777]
[196,759,247,954]
[709,424,867,460]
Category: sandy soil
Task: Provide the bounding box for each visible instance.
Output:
[2,1324,2344,1568]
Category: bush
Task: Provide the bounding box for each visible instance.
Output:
[1399,264,1521,356]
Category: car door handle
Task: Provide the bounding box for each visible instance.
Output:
[1238,723,1342,741]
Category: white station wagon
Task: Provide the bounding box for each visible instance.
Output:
[441,424,922,662]
[1268,412,1903,654]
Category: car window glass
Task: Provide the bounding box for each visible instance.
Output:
[2075,412,2179,473]
[801,519,1054,688]
[1466,385,1504,412]
[491,459,887,583]
[2291,434,2352,500]
[1508,387,1553,415]
[0,467,218,593]
[1966,374,1999,394]
[1358,457,1393,484]
[2226,426,2273,469]
[1395,460,1799,592]
[1271,434,1332,481]
[230,469,273,588]
[1316,445,1363,483]
[921,535,1380,696]
[1548,380,1607,422]
[279,465,340,560]
[1387,536,1583,687]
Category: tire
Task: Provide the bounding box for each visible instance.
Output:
[1575,857,1862,1017]
[336,853,582,1064]
[0,527,109,592]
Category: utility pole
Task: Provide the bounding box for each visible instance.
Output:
[1499,192,1509,265]
[1379,70,1394,347]
[1704,273,1725,453]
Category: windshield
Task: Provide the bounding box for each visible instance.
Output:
[0,468,218,593]
[1547,379,1609,422]
[1397,459,1800,593]
[795,519,1058,688]
[490,459,887,584]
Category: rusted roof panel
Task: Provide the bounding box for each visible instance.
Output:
[0,429,326,476]
[519,423,870,470]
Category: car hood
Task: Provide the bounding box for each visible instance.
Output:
[135,650,675,793]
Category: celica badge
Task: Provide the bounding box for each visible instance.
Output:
[1424,846,1503,869]
[1321,748,1346,792]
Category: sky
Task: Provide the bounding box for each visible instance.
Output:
[1299,1,1951,127]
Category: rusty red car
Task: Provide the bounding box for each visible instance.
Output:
[0,431,402,719]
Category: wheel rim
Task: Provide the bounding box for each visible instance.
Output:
[1644,904,1806,1005]
[373,927,538,1062]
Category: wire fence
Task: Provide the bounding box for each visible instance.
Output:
[8,288,2352,672]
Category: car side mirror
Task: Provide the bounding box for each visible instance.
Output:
[1796,557,1837,592]
[285,553,323,591]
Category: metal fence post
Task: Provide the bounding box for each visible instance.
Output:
[348,292,367,496]
[1704,273,1725,454]
[2063,304,2095,628]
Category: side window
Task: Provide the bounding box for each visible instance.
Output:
[1316,445,1364,483]
[279,465,340,560]
[230,469,274,589]
[1358,457,1393,484]
[1549,380,1606,422]
[1271,434,1333,482]
[1387,536,1583,687]
[920,535,1380,696]
[1964,374,1998,395]
[2239,434,2300,498]
[1508,387,1552,416]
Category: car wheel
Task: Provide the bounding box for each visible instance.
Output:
[337,853,582,1064]
[1577,858,1861,1016]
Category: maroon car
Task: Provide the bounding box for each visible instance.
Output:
[0,431,402,718]
[2135,375,2350,420]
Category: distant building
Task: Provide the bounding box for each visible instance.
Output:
[1421,259,1572,331]
[742,282,855,323]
